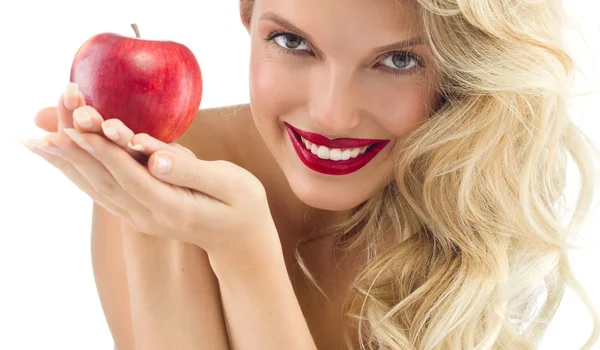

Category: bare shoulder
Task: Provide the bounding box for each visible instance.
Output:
[175,103,253,163]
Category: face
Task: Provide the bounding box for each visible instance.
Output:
[242,0,440,211]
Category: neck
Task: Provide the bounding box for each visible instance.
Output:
[265,162,352,240]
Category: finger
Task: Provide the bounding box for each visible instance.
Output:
[128,133,192,157]
[74,107,150,162]
[33,107,58,132]
[170,143,196,157]
[147,151,252,205]
[58,82,86,131]
[20,137,128,218]
[45,131,149,218]
[73,105,104,135]
[99,118,144,160]
[61,128,163,207]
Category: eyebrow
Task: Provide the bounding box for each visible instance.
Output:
[259,11,424,53]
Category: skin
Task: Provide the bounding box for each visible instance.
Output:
[28,0,441,348]
[247,0,439,214]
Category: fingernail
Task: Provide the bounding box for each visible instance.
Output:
[64,82,79,110]
[101,123,121,141]
[153,154,172,174]
[73,109,93,129]
[20,138,63,156]
[128,141,145,152]
[102,124,120,141]
[63,128,94,153]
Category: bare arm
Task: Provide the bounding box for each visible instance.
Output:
[118,108,236,349]
[120,220,230,350]
[92,203,230,350]
[91,203,136,350]
[37,91,235,349]
[212,243,317,350]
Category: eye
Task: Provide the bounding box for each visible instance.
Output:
[269,32,311,52]
[380,51,420,70]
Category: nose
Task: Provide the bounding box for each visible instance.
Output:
[309,65,361,137]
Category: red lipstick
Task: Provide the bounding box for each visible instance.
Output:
[293,126,384,148]
[284,123,390,176]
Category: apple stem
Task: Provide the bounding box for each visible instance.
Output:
[131,23,141,38]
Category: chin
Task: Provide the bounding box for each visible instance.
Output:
[283,170,375,211]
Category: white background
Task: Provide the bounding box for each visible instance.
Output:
[0,1,598,349]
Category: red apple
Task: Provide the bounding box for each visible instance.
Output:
[70,24,202,143]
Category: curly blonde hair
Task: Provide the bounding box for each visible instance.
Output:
[242,0,600,348]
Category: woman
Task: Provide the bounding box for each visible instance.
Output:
[21,0,600,349]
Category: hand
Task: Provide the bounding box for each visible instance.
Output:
[23,84,281,266]
[34,82,147,162]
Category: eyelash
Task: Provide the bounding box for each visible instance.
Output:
[262,30,425,77]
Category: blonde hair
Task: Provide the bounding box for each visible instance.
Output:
[242,0,600,348]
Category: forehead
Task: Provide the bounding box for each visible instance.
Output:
[255,0,422,47]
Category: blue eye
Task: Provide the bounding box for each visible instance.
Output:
[381,52,419,70]
[263,30,425,77]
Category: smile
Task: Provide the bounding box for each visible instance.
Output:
[284,122,390,176]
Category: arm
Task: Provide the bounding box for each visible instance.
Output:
[35,86,236,349]
[120,221,230,350]
[91,203,136,350]
[117,111,235,350]
[92,203,231,350]
[211,244,317,350]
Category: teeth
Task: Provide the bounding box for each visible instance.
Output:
[341,149,351,160]
[300,136,370,161]
[329,148,342,161]
[317,146,329,159]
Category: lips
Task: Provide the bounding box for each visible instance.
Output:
[284,122,390,176]
[292,126,386,149]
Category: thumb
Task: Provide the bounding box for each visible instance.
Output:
[33,107,59,132]
[148,150,235,204]
[148,150,176,177]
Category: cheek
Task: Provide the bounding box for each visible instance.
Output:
[249,54,306,122]
[249,60,292,145]
[374,81,436,136]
